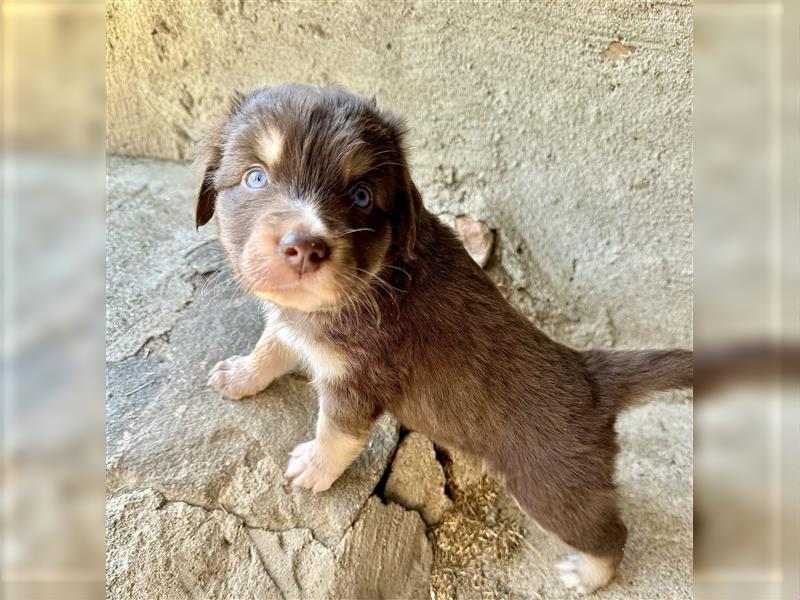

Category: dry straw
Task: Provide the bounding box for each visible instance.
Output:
[429,468,533,599]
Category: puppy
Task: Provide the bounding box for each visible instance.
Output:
[194,84,692,594]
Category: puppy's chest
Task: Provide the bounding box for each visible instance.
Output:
[274,318,348,382]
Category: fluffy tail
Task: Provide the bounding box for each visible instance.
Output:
[582,348,693,412]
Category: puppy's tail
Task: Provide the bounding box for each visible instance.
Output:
[582,348,693,412]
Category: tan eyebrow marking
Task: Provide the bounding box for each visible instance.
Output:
[341,141,372,181]
[258,127,284,167]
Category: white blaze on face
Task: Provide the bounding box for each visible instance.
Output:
[238,124,350,313]
[290,197,328,238]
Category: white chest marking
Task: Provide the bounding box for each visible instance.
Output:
[274,320,347,382]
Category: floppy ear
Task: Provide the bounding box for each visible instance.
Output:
[381,110,423,261]
[397,165,423,261]
[194,165,217,229]
[193,90,246,229]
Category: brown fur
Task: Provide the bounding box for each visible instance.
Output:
[194,84,693,593]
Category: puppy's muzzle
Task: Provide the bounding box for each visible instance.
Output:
[279,232,330,275]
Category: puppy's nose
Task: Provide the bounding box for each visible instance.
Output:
[279,233,330,275]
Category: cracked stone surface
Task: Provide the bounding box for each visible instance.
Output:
[248,496,432,600]
[107,156,692,599]
[333,497,432,600]
[106,158,213,363]
[107,490,430,600]
[107,489,281,599]
[248,528,335,599]
[385,433,452,525]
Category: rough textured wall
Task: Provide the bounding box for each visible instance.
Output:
[107,0,692,348]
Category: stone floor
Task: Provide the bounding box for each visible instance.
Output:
[106,156,692,599]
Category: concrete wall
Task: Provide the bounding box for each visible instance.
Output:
[107,0,692,349]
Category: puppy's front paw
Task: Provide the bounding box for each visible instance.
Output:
[556,553,615,594]
[284,439,344,494]
[207,355,271,400]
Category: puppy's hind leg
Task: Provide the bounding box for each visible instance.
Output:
[555,552,618,595]
[508,476,627,594]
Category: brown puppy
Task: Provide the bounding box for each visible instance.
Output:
[194,84,692,594]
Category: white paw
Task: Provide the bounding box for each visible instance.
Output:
[284,439,344,494]
[556,554,615,594]
[207,355,271,400]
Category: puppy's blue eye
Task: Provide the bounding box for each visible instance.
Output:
[351,185,372,209]
[245,168,268,189]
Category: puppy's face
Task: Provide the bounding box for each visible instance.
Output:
[195,85,421,312]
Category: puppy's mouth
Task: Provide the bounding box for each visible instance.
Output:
[238,234,354,312]
[232,212,394,313]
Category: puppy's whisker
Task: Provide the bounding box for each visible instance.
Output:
[336,271,382,326]
[334,228,376,238]
[353,267,407,294]
[216,273,252,304]
[200,265,242,303]
[368,161,403,169]
[342,270,394,324]
[361,148,397,162]
[263,280,303,291]
[383,264,412,280]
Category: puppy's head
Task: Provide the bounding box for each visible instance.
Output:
[194,84,422,313]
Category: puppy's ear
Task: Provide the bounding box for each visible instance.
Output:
[382,111,423,261]
[397,165,423,261]
[193,90,246,229]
